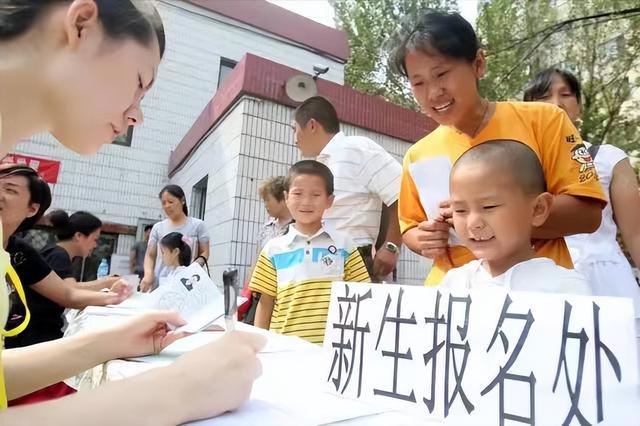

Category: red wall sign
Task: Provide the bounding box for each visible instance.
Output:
[2,154,61,184]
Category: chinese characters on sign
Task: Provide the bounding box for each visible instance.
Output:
[323,283,639,425]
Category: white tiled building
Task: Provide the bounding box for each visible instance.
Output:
[169,54,435,285]
[14,0,435,284]
[13,1,346,248]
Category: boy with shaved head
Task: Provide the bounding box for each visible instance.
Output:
[441,140,591,294]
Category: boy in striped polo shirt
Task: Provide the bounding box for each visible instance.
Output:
[249,160,370,344]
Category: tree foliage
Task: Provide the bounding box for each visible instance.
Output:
[331,0,458,109]
[477,0,640,153]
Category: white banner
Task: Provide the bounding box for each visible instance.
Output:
[323,282,639,425]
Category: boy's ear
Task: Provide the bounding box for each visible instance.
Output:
[284,191,289,202]
[531,192,553,228]
[326,194,335,209]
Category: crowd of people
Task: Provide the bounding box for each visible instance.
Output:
[0,1,638,424]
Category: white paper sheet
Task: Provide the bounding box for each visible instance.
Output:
[148,264,225,332]
[408,155,460,245]
[188,348,389,426]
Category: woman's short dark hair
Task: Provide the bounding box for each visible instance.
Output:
[48,209,102,241]
[523,67,582,104]
[0,0,165,57]
[160,232,191,267]
[159,184,188,216]
[387,10,479,78]
[285,160,334,196]
[0,164,51,232]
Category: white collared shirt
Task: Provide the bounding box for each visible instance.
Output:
[260,224,359,287]
[316,131,402,247]
[440,258,591,296]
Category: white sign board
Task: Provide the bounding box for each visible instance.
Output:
[323,282,639,425]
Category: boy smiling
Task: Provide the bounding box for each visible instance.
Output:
[249,160,370,344]
[442,140,590,294]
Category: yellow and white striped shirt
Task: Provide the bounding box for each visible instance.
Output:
[249,225,370,344]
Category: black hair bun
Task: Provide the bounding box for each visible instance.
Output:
[47,209,70,228]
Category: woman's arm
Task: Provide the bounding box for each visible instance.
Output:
[1,317,265,425]
[3,311,187,399]
[69,276,120,292]
[32,272,129,309]
[140,243,158,292]
[194,240,210,267]
[610,159,640,267]
[531,194,602,239]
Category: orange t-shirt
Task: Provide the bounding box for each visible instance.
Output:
[399,101,606,285]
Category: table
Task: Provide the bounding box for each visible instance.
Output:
[64,308,435,425]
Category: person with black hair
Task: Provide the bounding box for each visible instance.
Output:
[442,140,590,294]
[130,224,153,278]
[249,160,370,344]
[524,68,640,353]
[44,210,112,287]
[292,96,403,282]
[386,10,606,286]
[0,1,264,421]
[140,184,210,292]
[2,189,131,350]
[159,232,192,278]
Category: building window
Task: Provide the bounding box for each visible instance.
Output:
[190,176,208,220]
[217,58,237,89]
[112,125,134,147]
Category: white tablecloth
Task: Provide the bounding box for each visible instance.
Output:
[64,308,435,425]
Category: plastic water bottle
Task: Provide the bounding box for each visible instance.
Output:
[97,258,109,278]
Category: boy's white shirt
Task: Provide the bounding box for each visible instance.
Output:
[440,257,592,296]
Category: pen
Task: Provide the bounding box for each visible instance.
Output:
[222,268,238,332]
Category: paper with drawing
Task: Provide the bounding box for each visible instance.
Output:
[111,263,224,333]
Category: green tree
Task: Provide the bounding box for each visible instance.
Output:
[477,0,640,153]
[331,0,458,109]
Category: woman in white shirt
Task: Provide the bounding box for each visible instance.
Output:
[524,67,640,329]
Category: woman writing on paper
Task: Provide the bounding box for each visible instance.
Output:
[0,1,263,423]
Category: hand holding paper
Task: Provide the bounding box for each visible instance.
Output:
[415,219,450,259]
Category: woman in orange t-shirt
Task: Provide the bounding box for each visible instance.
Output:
[386,10,606,285]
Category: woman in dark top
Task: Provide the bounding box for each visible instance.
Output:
[43,210,119,290]
[0,165,131,348]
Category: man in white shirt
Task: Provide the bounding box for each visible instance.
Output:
[292,96,403,281]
